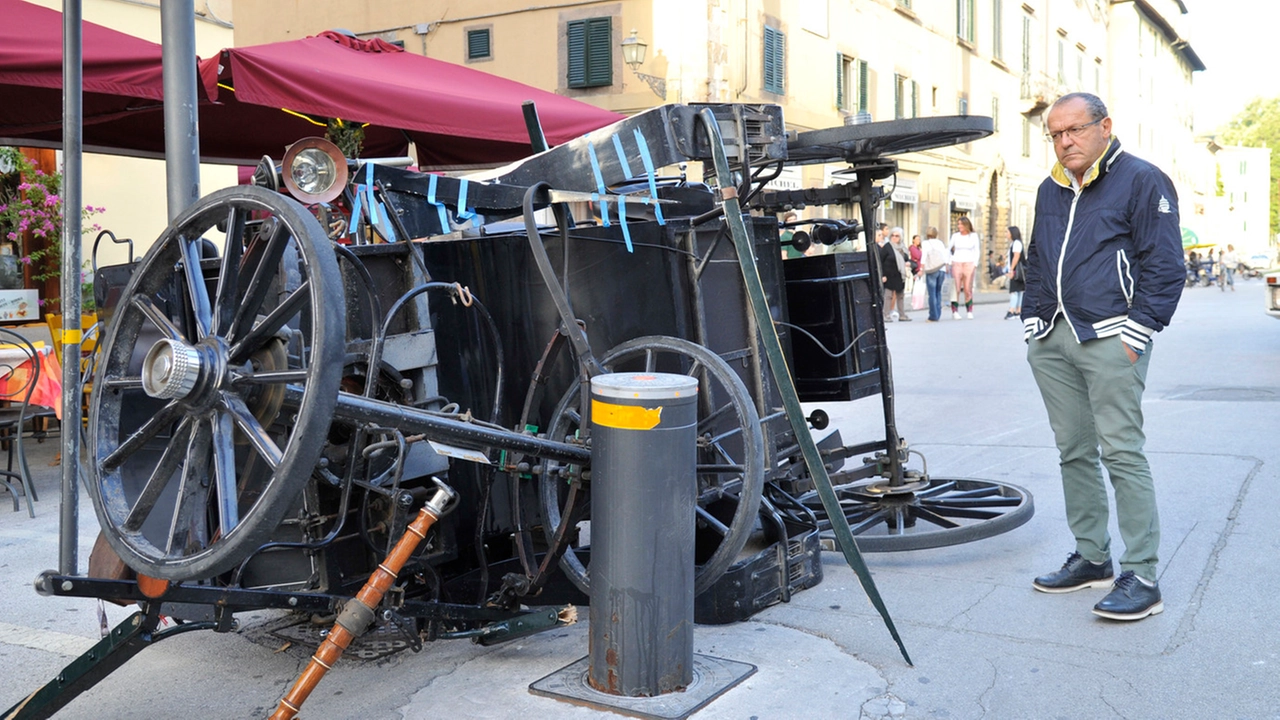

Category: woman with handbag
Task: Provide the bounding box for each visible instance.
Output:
[1005,226,1026,319]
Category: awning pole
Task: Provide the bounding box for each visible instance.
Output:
[160,0,200,218]
[59,0,83,576]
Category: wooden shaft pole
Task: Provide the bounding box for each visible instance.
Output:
[269,501,443,720]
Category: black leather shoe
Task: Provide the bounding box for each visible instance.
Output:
[1092,571,1163,621]
[1033,552,1114,593]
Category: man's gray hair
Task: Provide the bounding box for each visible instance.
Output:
[1051,92,1108,120]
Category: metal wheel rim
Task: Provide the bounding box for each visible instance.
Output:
[88,185,344,581]
[540,335,765,595]
[799,476,1034,552]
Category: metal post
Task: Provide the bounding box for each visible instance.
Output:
[587,372,697,697]
[160,0,200,218]
[59,0,83,577]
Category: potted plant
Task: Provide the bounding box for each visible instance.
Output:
[0,146,103,346]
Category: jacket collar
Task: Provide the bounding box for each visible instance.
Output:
[1050,137,1123,190]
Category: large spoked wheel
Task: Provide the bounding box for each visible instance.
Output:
[89,186,344,581]
[798,476,1034,552]
[540,336,765,595]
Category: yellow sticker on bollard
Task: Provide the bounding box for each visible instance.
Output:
[591,399,663,430]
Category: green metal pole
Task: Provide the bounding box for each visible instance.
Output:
[695,109,911,665]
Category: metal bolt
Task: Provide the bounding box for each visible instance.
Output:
[288,597,298,607]
[60,580,72,591]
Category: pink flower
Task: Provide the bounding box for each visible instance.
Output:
[16,182,30,191]
[19,256,31,265]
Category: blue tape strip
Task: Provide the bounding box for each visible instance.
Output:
[455,178,475,222]
[365,163,380,229]
[427,174,451,232]
[349,186,364,239]
[586,142,610,227]
[633,129,665,225]
[611,134,634,180]
[618,195,633,253]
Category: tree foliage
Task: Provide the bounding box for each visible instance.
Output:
[1219,97,1280,236]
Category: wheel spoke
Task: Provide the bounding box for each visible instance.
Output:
[101,401,183,470]
[917,480,959,498]
[228,281,310,362]
[220,392,282,469]
[211,411,240,536]
[211,206,247,336]
[231,368,310,385]
[180,237,213,339]
[228,219,291,345]
[165,417,213,557]
[910,504,961,529]
[130,294,186,342]
[849,507,889,534]
[102,375,143,390]
[694,505,730,537]
[695,463,745,474]
[121,416,193,533]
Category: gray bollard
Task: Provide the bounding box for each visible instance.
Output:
[587,372,698,697]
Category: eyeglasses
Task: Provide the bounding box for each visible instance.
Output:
[1044,117,1103,144]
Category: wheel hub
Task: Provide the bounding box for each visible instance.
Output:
[140,337,229,405]
[141,338,202,399]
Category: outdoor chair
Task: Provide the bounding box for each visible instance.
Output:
[0,326,51,517]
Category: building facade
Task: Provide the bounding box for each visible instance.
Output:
[231,0,1210,277]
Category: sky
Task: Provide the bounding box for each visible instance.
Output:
[1187,0,1280,133]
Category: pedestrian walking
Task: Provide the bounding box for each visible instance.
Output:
[1005,226,1026,319]
[1024,92,1185,621]
[948,216,980,318]
[1220,244,1237,291]
[919,227,949,322]
[878,227,911,321]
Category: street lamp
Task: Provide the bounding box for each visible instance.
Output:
[620,29,666,99]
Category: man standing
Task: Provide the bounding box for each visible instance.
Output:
[1023,93,1185,621]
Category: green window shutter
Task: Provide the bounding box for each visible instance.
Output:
[567,18,612,88]
[836,53,845,110]
[585,17,612,86]
[467,29,491,60]
[567,20,586,87]
[911,80,919,118]
[764,26,785,94]
[857,60,869,113]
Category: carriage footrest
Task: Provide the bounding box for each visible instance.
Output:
[694,520,823,625]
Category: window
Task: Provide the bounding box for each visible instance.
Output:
[567,17,612,88]
[466,29,491,61]
[991,96,999,132]
[992,0,1004,61]
[911,80,919,118]
[1057,39,1065,83]
[836,54,867,113]
[895,74,907,119]
[1021,117,1031,157]
[764,26,786,95]
[1020,14,1032,97]
[898,0,912,7]
[958,0,976,43]
[958,93,969,115]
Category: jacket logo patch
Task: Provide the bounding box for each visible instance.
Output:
[1158,196,1171,214]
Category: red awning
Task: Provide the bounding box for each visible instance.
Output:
[0,0,167,138]
[196,31,623,166]
[0,8,622,167]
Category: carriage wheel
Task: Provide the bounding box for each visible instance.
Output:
[540,336,765,595]
[798,476,1034,552]
[89,186,344,581]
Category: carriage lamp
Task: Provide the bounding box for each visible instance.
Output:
[620,29,666,99]
[281,137,348,204]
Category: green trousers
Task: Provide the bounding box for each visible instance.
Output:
[1027,324,1159,582]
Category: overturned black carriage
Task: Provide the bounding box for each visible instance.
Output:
[10,103,1031,718]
